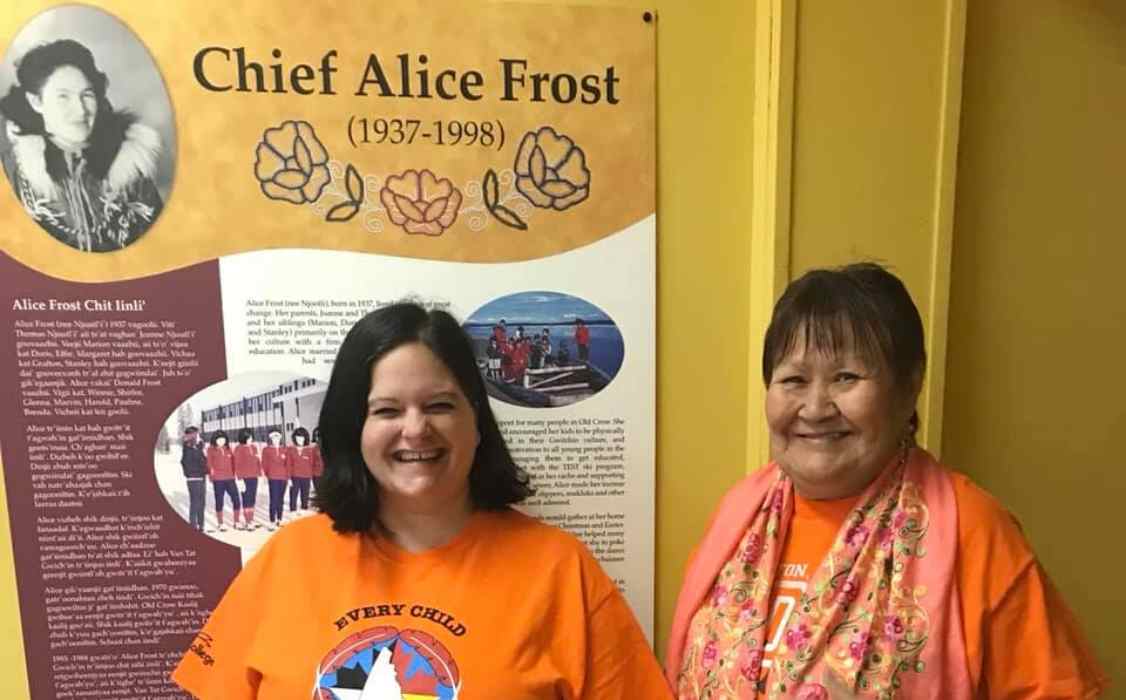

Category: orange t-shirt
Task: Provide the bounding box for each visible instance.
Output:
[172,509,671,699]
[762,472,1108,698]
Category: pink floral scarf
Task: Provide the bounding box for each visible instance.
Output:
[671,449,970,699]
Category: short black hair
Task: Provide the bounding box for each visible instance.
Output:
[292,427,310,443]
[209,429,229,447]
[317,302,533,533]
[763,262,926,395]
[237,428,253,444]
[0,39,110,135]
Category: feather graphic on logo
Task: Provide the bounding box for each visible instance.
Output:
[361,645,404,700]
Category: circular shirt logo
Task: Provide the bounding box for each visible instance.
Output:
[315,625,461,699]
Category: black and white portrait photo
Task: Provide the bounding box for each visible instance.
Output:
[0,5,175,253]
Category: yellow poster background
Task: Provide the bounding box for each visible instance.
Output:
[0,0,655,282]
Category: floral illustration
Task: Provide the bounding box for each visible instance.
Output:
[741,532,764,565]
[795,682,829,700]
[784,622,813,651]
[738,647,764,682]
[254,120,595,235]
[701,640,718,670]
[254,120,332,205]
[514,126,590,211]
[379,169,462,236]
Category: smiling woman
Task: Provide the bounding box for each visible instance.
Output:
[173,302,673,699]
[666,263,1108,699]
[360,342,481,550]
[762,266,924,501]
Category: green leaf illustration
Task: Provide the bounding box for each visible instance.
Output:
[490,203,528,231]
[345,163,364,204]
[483,169,499,210]
[326,200,360,223]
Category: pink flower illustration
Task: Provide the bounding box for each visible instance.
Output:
[879,525,896,549]
[739,647,764,681]
[845,523,870,547]
[784,622,813,650]
[710,584,729,608]
[849,632,872,660]
[883,615,905,640]
[701,640,719,669]
[738,599,756,623]
[795,682,829,700]
[741,533,764,565]
[380,169,462,236]
[837,578,860,605]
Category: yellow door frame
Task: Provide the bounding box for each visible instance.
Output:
[745,0,968,470]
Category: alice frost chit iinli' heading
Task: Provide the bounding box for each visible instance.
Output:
[193,49,623,105]
[11,297,146,312]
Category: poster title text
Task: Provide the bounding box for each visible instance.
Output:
[193,48,621,105]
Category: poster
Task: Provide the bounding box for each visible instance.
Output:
[0,2,655,697]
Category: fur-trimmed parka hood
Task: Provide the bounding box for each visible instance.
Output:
[5,110,161,199]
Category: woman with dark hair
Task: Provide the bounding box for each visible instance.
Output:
[205,430,238,533]
[174,302,671,698]
[0,38,162,252]
[667,263,1106,698]
[233,428,261,531]
[286,426,315,514]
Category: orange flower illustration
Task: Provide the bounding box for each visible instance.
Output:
[254,120,331,204]
[379,169,462,236]
[514,126,590,211]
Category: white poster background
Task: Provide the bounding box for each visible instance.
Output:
[216,217,656,639]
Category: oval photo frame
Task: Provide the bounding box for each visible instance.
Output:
[0,4,176,252]
[463,291,625,408]
[154,372,326,548]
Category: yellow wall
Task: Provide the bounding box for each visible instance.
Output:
[943,0,1124,691]
[641,0,757,655]
[785,1,964,455]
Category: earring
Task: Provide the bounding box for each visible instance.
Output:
[900,411,919,451]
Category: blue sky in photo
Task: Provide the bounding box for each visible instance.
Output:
[464,291,612,326]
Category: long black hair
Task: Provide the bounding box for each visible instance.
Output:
[316,303,533,533]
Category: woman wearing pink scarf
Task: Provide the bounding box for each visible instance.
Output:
[666,263,1107,699]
